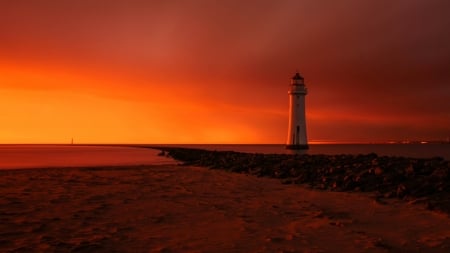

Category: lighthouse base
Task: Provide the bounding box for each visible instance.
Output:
[286,144,309,150]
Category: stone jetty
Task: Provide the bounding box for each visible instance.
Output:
[156,147,450,214]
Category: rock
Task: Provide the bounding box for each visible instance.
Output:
[405,164,414,175]
[374,167,383,176]
[396,184,408,198]
[384,191,395,198]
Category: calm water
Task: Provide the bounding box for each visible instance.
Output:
[0,144,449,170]
[0,145,176,170]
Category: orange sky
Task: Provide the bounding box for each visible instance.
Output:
[1,0,449,144]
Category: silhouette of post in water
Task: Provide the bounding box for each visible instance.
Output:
[286,72,308,149]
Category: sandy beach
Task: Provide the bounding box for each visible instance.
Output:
[1,164,450,252]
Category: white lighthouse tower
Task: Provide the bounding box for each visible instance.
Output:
[286,72,308,149]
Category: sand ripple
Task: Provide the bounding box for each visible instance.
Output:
[1,165,450,252]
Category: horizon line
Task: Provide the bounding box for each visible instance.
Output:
[0,141,448,145]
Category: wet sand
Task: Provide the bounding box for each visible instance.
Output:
[1,165,450,252]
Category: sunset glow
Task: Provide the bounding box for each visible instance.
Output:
[1,1,449,144]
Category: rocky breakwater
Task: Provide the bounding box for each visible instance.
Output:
[158,147,450,214]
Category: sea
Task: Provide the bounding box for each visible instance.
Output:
[0,144,449,170]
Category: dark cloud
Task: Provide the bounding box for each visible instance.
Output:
[1,0,449,142]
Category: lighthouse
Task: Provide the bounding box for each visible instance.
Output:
[286,72,308,149]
